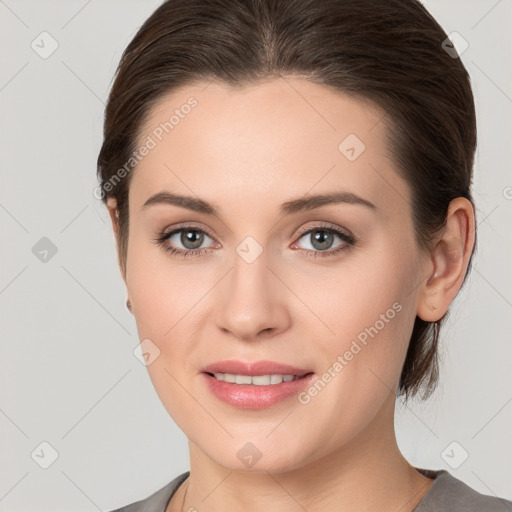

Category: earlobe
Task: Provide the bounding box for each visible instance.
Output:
[417,197,475,322]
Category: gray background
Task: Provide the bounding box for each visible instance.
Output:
[1,1,511,510]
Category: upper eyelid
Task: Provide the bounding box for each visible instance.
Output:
[295,223,351,237]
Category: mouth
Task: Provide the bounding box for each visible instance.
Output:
[200,359,313,378]
[200,360,315,409]
[204,372,311,385]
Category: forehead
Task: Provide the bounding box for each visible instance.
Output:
[129,77,408,215]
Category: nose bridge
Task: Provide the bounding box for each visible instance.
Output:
[230,242,273,309]
[214,240,285,338]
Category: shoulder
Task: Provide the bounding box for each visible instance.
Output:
[414,468,512,512]
[107,471,190,512]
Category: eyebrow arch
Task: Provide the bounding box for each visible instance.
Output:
[141,190,376,216]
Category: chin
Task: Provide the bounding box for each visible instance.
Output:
[195,435,320,475]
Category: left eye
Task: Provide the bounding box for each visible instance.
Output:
[293,226,355,255]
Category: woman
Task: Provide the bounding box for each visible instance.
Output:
[98,0,511,510]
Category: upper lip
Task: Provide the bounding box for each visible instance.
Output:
[201,360,312,377]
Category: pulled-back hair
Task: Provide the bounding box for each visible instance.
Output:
[97,0,477,401]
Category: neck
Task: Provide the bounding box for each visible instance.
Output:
[170,393,434,512]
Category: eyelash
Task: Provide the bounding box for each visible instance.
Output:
[153,222,356,260]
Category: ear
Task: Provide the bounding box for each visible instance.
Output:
[416,197,476,322]
[106,197,127,283]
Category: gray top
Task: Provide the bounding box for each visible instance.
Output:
[109,467,512,512]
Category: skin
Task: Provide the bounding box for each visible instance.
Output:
[107,77,475,512]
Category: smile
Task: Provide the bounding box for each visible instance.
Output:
[208,373,302,385]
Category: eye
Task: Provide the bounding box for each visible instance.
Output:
[154,224,217,258]
[292,223,356,259]
[154,222,356,260]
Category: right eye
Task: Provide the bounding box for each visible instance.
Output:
[154,225,217,258]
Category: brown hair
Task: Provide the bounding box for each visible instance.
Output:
[97,0,477,401]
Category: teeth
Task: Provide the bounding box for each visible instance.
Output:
[212,373,300,385]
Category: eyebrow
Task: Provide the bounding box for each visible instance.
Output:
[142,190,376,216]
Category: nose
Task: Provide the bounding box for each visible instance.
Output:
[213,247,291,341]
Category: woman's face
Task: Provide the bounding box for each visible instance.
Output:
[121,77,429,472]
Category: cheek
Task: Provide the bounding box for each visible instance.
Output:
[315,242,419,392]
[125,236,203,430]
[126,231,206,338]
[310,250,414,345]
[296,266,417,447]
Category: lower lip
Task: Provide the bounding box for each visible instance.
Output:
[201,372,316,410]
